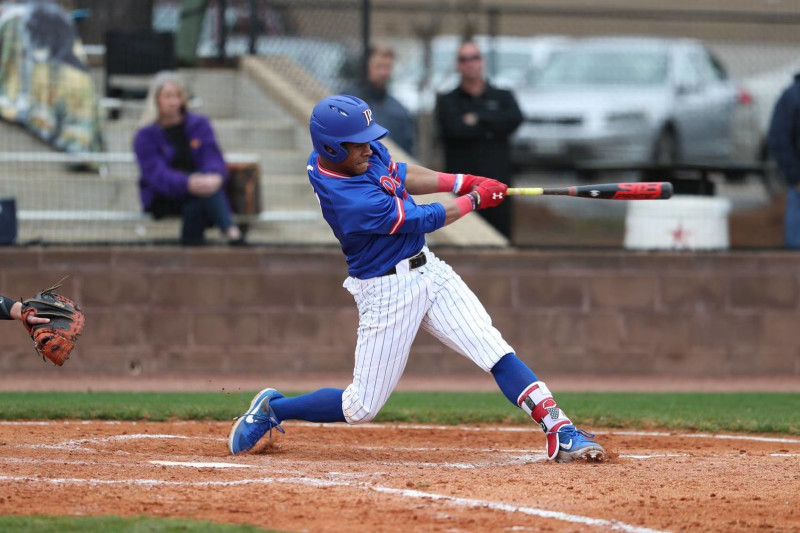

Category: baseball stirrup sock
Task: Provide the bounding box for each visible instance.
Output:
[491,353,538,405]
[270,388,346,423]
[518,381,572,460]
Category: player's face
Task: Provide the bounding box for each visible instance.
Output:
[341,142,373,175]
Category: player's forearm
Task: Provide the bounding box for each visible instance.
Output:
[0,295,18,320]
[404,165,441,194]
[441,194,477,226]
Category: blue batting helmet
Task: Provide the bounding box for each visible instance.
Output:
[309,95,388,163]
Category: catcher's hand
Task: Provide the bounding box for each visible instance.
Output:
[20,278,85,366]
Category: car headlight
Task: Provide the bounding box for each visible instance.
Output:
[605,110,648,124]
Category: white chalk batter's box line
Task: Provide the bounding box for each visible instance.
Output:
[2,420,798,444]
[0,473,668,533]
[8,433,794,473]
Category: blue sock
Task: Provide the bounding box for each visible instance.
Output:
[270,388,346,423]
[491,353,539,405]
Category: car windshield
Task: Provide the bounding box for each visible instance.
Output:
[534,48,669,87]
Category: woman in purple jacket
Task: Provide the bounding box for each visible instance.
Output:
[133,71,242,245]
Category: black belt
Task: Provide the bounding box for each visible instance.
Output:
[380,250,427,277]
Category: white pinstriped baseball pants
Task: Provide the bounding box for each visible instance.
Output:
[341,248,513,424]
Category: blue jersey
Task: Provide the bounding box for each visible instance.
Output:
[307,141,446,279]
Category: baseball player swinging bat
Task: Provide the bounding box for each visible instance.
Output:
[506,182,673,200]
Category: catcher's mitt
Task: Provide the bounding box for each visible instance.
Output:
[20,278,85,366]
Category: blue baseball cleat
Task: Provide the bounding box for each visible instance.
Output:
[554,425,606,463]
[228,388,285,455]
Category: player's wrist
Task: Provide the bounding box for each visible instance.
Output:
[9,301,22,321]
[454,194,476,217]
[437,172,464,194]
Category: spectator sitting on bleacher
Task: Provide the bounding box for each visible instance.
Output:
[133,71,242,245]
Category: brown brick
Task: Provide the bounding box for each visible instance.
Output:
[144,312,191,345]
[621,253,695,272]
[152,273,226,306]
[589,275,657,310]
[0,250,39,269]
[585,348,657,374]
[661,275,726,312]
[296,274,355,308]
[459,274,512,309]
[0,350,57,372]
[186,248,262,269]
[691,254,760,273]
[114,249,186,269]
[728,346,798,375]
[194,314,261,346]
[147,348,228,373]
[517,275,585,309]
[730,276,798,310]
[584,313,624,350]
[690,314,761,348]
[754,254,800,273]
[77,311,116,347]
[39,249,113,269]
[513,311,555,348]
[653,346,729,375]
[70,346,153,374]
[762,313,800,348]
[4,271,77,299]
[626,313,690,351]
[546,252,625,272]
[549,313,586,347]
[228,272,298,307]
[81,272,151,306]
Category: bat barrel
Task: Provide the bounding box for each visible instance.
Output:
[506,182,672,200]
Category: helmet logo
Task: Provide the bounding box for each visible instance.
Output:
[363,109,374,126]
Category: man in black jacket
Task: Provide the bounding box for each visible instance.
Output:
[435,40,523,239]
[768,73,800,248]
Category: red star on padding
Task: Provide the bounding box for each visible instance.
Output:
[670,223,691,248]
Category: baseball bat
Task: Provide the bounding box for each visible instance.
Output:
[506,182,673,200]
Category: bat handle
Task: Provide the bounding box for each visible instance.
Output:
[506,188,543,196]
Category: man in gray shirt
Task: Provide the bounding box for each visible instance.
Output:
[346,42,416,156]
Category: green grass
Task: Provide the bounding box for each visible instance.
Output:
[0,515,276,532]
[0,391,796,434]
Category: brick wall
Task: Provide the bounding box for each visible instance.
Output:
[1,247,798,377]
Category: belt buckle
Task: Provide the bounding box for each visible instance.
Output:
[409,251,427,270]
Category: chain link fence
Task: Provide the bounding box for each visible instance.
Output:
[1,0,799,247]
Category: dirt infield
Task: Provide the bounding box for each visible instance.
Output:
[0,420,798,532]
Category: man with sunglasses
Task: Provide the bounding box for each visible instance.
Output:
[435,41,523,240]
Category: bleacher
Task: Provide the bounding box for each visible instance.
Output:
[0,68,333,245]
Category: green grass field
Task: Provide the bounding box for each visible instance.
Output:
[0,390,797,434]
[0,515,276,533]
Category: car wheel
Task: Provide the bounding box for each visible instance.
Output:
[652,129,678,165]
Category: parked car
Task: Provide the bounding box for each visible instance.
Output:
[389,34,570,116]
[510,36,757,169]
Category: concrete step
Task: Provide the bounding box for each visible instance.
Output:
[0,148,307,179]
[16,214,336,246]
[103,119,299,152]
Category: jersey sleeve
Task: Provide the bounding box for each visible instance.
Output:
[372,142,408,184]
[334,182,446,237]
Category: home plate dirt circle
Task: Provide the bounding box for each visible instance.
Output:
[0,421,797,532]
